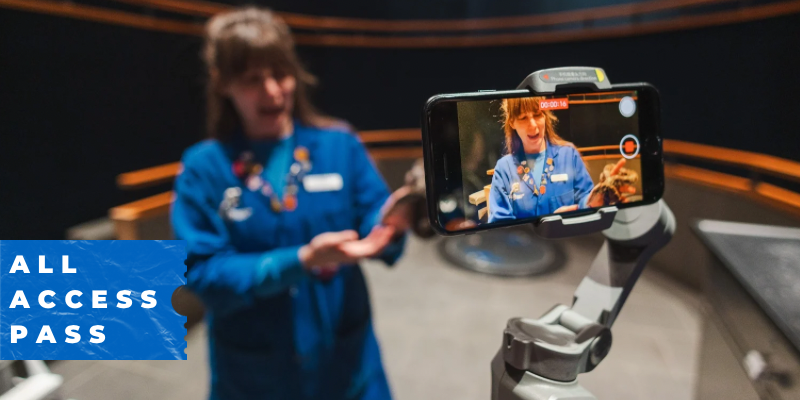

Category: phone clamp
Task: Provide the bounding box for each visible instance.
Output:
[533,206,617,239]
[526,66,617,239]
[517,66,612,94]
[490,67,675,400]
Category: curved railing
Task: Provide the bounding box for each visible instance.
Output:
[109,129,800,238]
[663,140,800,216]
[3,0,800,47]
[108,0,727,32]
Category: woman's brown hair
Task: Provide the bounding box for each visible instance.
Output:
[500,97,572,155]
[203,7,336,139]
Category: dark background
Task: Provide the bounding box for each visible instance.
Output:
[1,6,799,239]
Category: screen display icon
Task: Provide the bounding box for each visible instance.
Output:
[620,134,640,159]
[619,96,636,118]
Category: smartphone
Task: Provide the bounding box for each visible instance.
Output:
[422,83,664,235]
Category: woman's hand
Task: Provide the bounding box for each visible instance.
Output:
[338,225,396,259]
[298,226,397,274]
[375,158,437,238]
[379,186,415,234]
[298,230,361,271]
[554,205,579,213]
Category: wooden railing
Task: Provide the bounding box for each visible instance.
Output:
[4,0,800,48]
[663,140,800,216]
[664,140,800,184]
[109,129,800,238]
[109,0,731,32]
[118,162,181,190]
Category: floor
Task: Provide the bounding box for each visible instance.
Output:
[49,232,703,400]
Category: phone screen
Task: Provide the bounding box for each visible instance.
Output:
[426,88,662,233]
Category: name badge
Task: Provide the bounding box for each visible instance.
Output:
[512,193,525,200]
[226,207,253,222]
[551,173,569,183]
[303,173,343,192]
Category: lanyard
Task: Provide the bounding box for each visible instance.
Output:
[231,135,312,213]
[517,155,554,196]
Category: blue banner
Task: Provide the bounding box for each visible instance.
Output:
[0,240,187,360]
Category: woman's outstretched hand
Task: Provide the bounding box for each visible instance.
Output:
[298,230,361,272]
[375,159,437,238]
[379,186,415,234]
[338,225,396,259]
[298,226,397,274]
[554,205,579,213]
[298,174,423,276]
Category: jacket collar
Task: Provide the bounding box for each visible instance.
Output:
[513,139,560,166]
[291,120,320,157]
[227,119,320,162]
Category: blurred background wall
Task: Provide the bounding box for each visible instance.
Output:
[1,0,799,240]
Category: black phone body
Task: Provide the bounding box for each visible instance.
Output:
[422,83,664,236]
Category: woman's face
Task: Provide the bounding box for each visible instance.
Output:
[222,65,296,139]
[511,111,547,154]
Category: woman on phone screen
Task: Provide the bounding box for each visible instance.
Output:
[488,97,594,222]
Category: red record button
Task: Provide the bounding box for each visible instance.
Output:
[619,134,640,159]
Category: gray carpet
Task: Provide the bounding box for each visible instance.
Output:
[50,232,702,400]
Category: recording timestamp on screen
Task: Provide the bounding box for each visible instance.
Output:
[539,98,569,110]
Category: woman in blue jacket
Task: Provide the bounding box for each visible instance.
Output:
[488,97,594,222]
[171,8,410,400]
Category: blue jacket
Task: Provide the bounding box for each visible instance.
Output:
[171,123,403,400]
[488,142,594,222]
